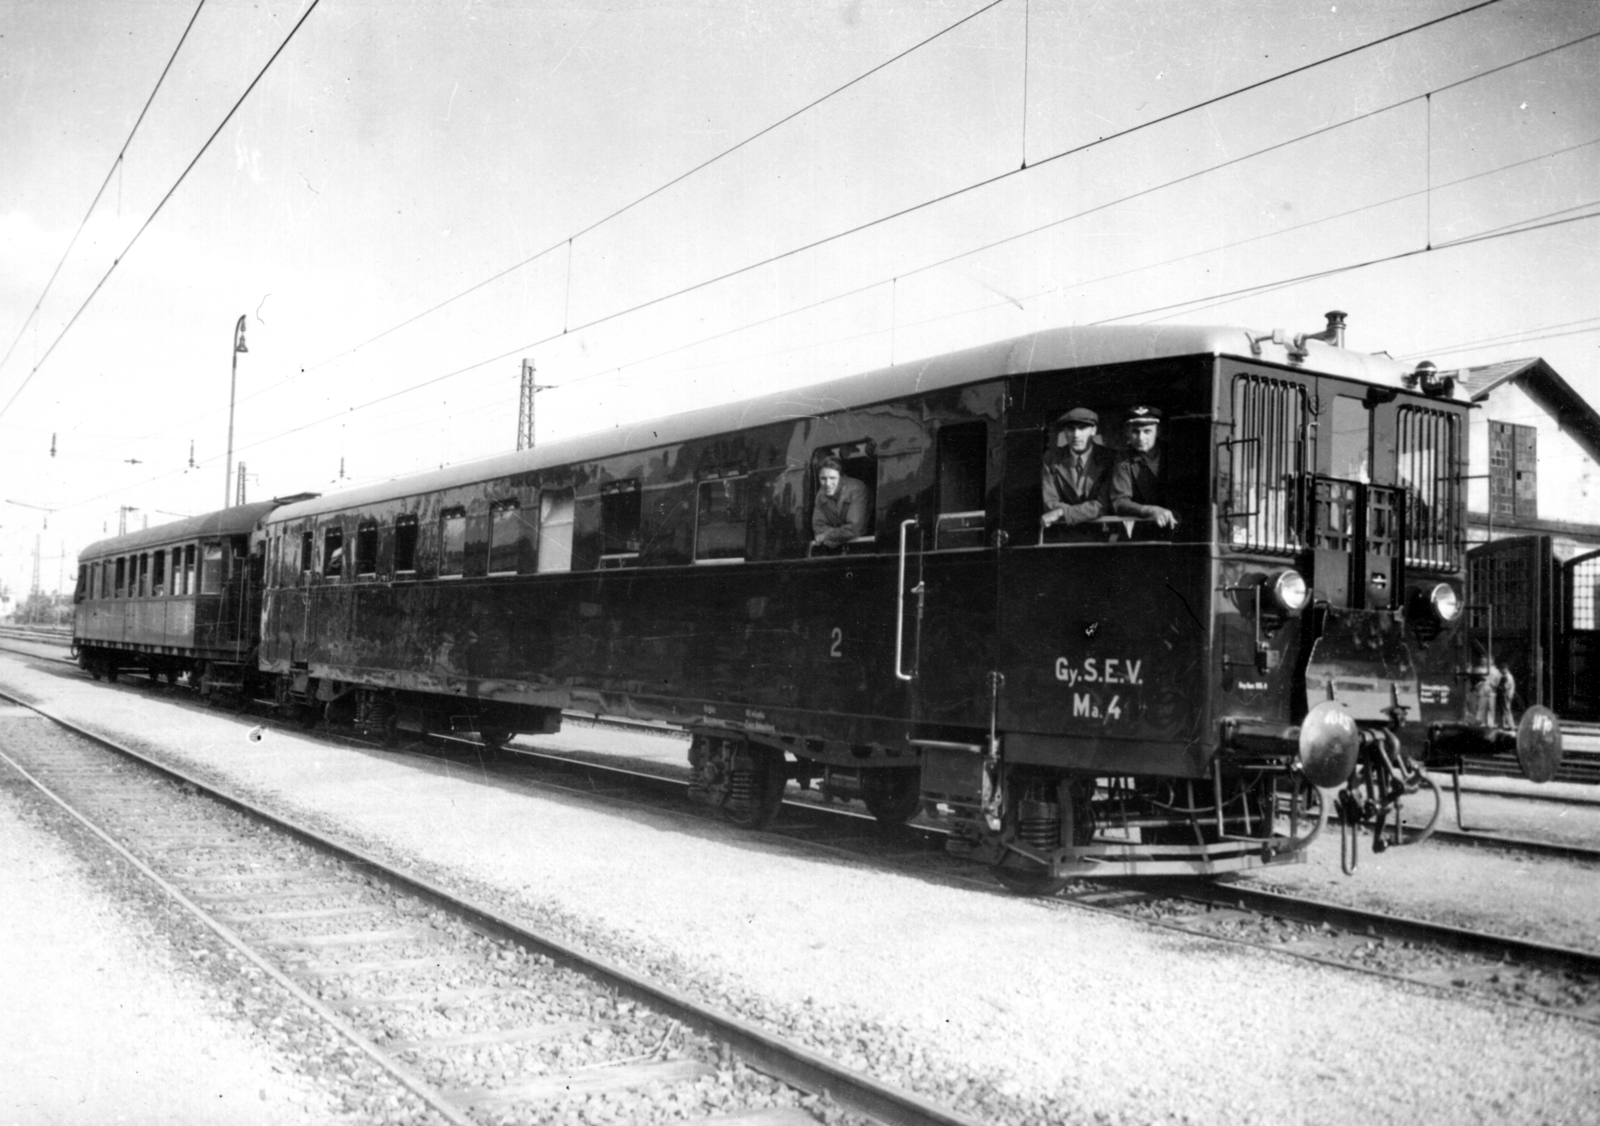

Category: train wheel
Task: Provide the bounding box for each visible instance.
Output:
[991,852,1068,897]
[860,768,922,824]
[478,728,514,756]
[723,744,787,830]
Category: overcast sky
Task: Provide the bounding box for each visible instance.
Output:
[2,0,1596,599]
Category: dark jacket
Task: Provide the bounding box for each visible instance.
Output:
[1111,447,1167,518]
[812,476,869,548]
[1042,444,1115,526]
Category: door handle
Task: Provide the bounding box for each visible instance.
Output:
[895,519,918,682]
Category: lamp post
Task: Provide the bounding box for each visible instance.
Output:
[224,314,248,508]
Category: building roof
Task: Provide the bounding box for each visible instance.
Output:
[1445,356,1600,464]
[267,322,1422,524]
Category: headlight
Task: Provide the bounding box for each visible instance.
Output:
[1430,583,1461,623]
[1270,570,1308,613]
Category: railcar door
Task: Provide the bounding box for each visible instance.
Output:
[1562,549,1600,720]
[904,400,1004,736]
[1466,535,1555,709]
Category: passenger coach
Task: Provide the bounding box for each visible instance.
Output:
[253,316,1564,890]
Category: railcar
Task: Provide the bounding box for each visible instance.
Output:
[245,314,1562,890]
[71,499,303,697]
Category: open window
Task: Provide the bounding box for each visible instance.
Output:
[538,489,574,573]
[695,475,749,563]
[152,549,166,596]
[440,509,467,577]
[394,514,418,575]
[935,421,987,549]
[136,553,149,597]
[489,499,536,575]
[809,441,877,553]
[600,480,641,568]
[322,525,344,578]
[355,520,379,577]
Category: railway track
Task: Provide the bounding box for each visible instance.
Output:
[0,689,982,1126]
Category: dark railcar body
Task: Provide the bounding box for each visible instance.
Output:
[253,323,1550,881]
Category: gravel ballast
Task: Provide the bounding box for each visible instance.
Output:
[3,652,1599,1125]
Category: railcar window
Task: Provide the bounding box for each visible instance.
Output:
[394,514,419,573]
[76,565,88,603]
[695,476,749,563]
[440,509,467,577]
[115,557,126,598]
[538,490,575,573]
[152,550,166,596]
[1227,375,1307,553]
[299,531,313,579]
[488,500,535,575]
[200,543,224,594]
[935,422,987,549]
[355,521,378,577]
[600,481,641,567]
[1397,405,1460,571]
[323,526,344,578]
[183,545,196,594]
[810,442,878,552]
[137,553,149,597]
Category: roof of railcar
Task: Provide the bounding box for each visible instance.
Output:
[78,500,281,561]
[266,323,1421,523]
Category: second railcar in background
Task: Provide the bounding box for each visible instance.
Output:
[252,316,1563,890]
[72,500,289,696]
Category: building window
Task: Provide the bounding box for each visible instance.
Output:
[440,509,467,577]
[200,543,224,594]
[489,500,535,575]
[538,490,575,573]
[1490,421,1537,521]
[355,520,379,577]
[600,481,641,567]
[935,421,987,549]
[323,526,344,578]
[695,476,749,563]
[1398,406,1460,570]
[394,514,418,574]
[1227,374,1307,554]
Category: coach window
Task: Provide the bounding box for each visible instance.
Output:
[298,531,313,582]
[695,475,749,563]
[182,545,196,594]
[355,520,379,578]
[1227,375,1307,553]
[810,442,877,552]
[440,509,467,577]
[113,557,125,597]
[394,514,419,574]
[489,499,535,576]
[198,543,224,594]
[935,422,987,549]
[538,489,575,573]
[76,565,88,603]
[323,525,344,578]
[152,549,166,596]
[136,553,149,597]
[600,481,641,568]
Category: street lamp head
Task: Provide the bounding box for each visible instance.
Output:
[234,314,248,354]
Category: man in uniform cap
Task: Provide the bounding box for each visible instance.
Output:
[1111,406,1178,530]
[1041,406,1115,536]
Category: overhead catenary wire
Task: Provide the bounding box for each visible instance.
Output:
[0,0,326,424]
[0,0,210,380]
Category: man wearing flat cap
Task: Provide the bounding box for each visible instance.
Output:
[1041,407,1115,536]
[1111,405,1178,530]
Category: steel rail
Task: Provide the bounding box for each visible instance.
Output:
[0,687,984,1126]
